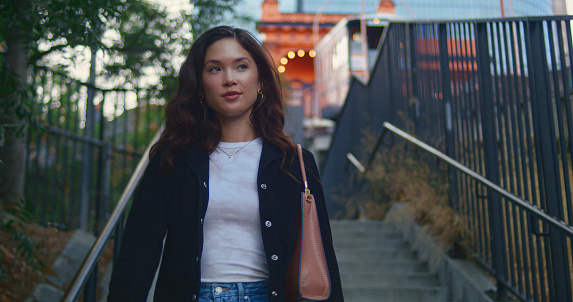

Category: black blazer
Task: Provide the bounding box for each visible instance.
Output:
[108,141,344,301]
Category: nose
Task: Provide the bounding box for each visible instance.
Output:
[223,70,236,86]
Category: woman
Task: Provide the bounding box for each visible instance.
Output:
[108,26,343,302]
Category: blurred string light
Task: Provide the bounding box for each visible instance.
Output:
[278,65,285,73]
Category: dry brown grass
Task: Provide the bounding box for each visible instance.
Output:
[342,129,468,248]
[0,224,73,301]
[0,224,114,301]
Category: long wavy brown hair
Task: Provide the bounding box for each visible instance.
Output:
[151,26,295,171]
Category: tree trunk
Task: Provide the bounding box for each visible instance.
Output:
[0,0,30,207]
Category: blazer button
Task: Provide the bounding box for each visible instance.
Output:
[260,184,267,189]
[265,221,272,227]
[271,291,278,297]
[192,294,197,300]
[203,182,207,187]
[271,254,278,261]
[200,218,204,224]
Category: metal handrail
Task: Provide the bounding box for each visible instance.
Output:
[346,153,365,173]
[61,127,163,302]
[347,121,573,237]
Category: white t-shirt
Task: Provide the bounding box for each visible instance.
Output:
[200,138,269,282]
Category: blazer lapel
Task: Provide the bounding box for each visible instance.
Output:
[258,141,283,177]
[180,143,209,180]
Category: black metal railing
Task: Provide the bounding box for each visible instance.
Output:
[322,16,573,302]
[26,71,165,233]
[60,128,161,301]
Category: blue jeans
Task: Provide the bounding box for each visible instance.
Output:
[198,281,269,302]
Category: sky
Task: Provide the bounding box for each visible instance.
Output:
[146,0,573,21]
[147,0,193,15]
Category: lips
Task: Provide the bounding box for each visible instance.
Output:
[222,91,241,97]
[222,91,241,100]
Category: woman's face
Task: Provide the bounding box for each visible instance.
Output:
[201,38,260,123]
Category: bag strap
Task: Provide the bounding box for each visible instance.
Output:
[296,144,311,201]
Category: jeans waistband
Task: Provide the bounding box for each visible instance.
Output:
[199,280,268,298]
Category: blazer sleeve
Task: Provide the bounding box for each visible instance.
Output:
[303,149,345,302]
[107,152,168,301]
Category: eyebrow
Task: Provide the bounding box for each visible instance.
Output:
[204,57,251,66]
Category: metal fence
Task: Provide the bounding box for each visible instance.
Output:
[25,70,164,234]
[322,16,573,301]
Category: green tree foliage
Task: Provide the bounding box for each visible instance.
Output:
[0,0,245,280]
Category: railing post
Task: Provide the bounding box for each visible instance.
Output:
[386,24,397,127]
[113,213,125,263]
[83,264,98,302]
[474,21,509,296]
[96,144,112,234]
[79,48,98,231]
[526,19,571,301]
[438,23,459,206]
[409,23,421,138]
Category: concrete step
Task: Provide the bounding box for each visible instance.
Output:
[331,220,452,301]
[332,237,410,249]
[332,229,404,240]
[340,272,440,287]
[335,247,417,262]
[343,285,450,302]
[337,260,429,274]
[330,220,390,232]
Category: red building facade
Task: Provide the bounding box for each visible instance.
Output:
[257,0,350,116]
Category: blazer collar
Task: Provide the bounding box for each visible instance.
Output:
[181,142,209,180]
[258,140,283,176]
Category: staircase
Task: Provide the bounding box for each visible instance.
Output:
[330,220,451,302]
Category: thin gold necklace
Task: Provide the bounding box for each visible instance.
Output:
[217,138,257,158]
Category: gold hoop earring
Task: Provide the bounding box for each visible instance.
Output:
[256,89,264,103]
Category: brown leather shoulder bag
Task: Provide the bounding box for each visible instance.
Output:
[284,144,332,301]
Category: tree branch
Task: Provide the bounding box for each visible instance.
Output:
[29,44,69,63]
[120,12,160,53]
